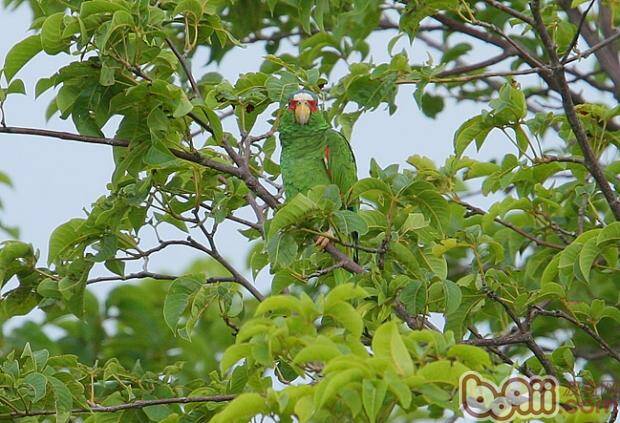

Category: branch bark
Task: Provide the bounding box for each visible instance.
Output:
[559,0,620,99]
[0,395,235,419]
[453,198,565,249]
[529,0,620,221]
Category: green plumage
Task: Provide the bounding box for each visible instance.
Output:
[278,110,358,204]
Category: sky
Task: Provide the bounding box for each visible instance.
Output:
[0,4,509,319]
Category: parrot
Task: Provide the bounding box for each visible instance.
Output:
[278,89,359,255]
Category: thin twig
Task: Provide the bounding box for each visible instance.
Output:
[87,271,176,285]
[482,0,535,26]
[306,261,346,279]
[560,0,596,62]
[533,306,620,363]
[453,198,565,249]
[166,37,202,100]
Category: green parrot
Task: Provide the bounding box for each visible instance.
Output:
[278,89,359,253]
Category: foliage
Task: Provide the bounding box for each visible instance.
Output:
[0,0,619,421]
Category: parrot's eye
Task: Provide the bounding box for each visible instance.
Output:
[288,100,298,110]
[308,100,318,112]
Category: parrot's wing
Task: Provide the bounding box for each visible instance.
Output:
[322,129,358,206]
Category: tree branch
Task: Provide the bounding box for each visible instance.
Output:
[529,0,620,221]
[533,306,620,363]
[1,395,235,419]
[560,0,596,62]
[435,50,515,77]
[559,0,620,99]
[462,331,530,346]
[482,0,535,26]
[166,37,202,100]
[86,271,237,286]
[87,271,176,285]
[453,198,565,249]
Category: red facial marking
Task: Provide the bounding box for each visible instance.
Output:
[308,100,318,112]
[288,100,298,110]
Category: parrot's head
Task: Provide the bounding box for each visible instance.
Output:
[287,90,319,125]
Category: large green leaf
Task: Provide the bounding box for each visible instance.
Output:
[371,322,414,377]
[268,194,318,236]
[47,218,86,265]
[41,13,67,55]
[163,275,203,333]
[2,35,42,81]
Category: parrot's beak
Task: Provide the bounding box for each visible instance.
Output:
[294,101,312,125]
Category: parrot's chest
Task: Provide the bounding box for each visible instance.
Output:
[279,136,331,198]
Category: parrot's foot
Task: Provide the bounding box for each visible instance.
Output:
[315,229,334,250]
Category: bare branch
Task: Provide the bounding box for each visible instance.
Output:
[393,301,441,332]
[453,198,565,249]
[86,271,237,286]
[559,0,620,99]
[1,395,235,419]
[482,0,535,26]
[87,271,176,285]
[436,50,515,77]
[166,37,202,100]
[530,0,620,221]
[306,261,346,279]
[533,306,620,363]
[560,0,596,62]
[462,331,530,346]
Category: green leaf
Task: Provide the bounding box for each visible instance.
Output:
[401,213,428,233]
[163,275,203,333]
[3,35,42,81]
[454,115,492,157]
[145,143,177,166]
[255,295,302,316]
[172,90,194,118]
[41,13,67,55]
[372,322,414,377]
[47,375,72,420]
[220,343,252,372]
[446,345,491,369]
[597,222,620,246]
[0,171,12,187]
[578,237,598,283]
[294,344,341,364]
[268,194,318,236]
[419,93,444,118]
[332,210,368,235]
[7,79,26,95]
[203,107,224,142]
[349,178,392,200]
[400,0,459,38]
[47,218,86,265]
[23,372,47,402]
[418,360,469,385]
[400,279,426,315]
[266,232,298,268]
[489,82,526,124]
[442,280,462,314]
[173,0,204,22]
[325,302,363,338]
[384,370,412,408]
[211,393,268,423]
[324,283,368,309]
[80,0,128,18]
[265,72,299,102]
[362,379,387,423]
[315,368,364,408]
